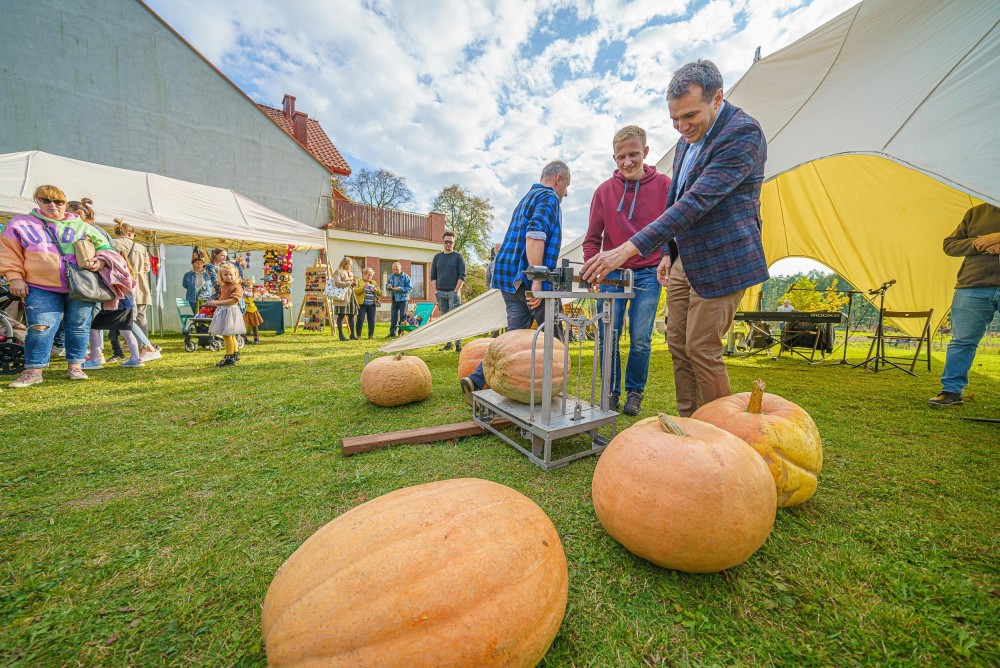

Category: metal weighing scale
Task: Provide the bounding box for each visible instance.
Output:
[472,260,635,470]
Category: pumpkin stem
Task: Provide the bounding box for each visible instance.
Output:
[658,413,686,436]
[394,352,404,361]
[747,379,765,414]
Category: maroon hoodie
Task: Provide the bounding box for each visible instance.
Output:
[584,164,671,269]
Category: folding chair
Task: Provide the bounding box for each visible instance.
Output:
[778,320,825,362]
[176,297,195,331]
[397,301,436,334]
[867,309,934,373]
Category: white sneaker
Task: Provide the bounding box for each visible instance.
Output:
[51,346,66,357]
[10,372,43,388]
[141,350,162,361]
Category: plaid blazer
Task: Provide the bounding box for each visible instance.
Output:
[630,102,769,298]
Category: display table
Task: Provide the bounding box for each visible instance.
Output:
[256,300,286,335]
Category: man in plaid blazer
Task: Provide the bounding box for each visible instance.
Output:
[582,59,769,416]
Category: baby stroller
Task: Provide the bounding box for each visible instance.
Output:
[183,303,245,353]
[0,285,26,374]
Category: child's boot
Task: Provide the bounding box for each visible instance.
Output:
[216,354,236,367]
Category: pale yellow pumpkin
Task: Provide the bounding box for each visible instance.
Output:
[692,380,823,507]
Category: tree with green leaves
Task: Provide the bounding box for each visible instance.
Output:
[432,184,494,263]
[346,168,414,209]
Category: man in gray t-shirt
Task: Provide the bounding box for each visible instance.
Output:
[431,230,467,351]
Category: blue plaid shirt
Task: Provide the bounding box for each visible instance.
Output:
[491,184,562,293]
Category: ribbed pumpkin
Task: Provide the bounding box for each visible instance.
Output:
[483,329,569,403]
[262,478,569,667]
[359,352,432,406]
[457,338,492,387]
[592,414,776,573]
[692,379,823,507]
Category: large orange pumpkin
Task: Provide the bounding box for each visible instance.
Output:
[483,329,569,403]
[592,415,776,573]
[692,380,823,507]
[262,478,568,667]
[359,352,432,406]
[457,338,492,387]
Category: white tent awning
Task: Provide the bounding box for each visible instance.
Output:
[0,151,328,250]
[380,236,586,353]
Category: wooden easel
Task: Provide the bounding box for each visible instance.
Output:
[294,261,336,335]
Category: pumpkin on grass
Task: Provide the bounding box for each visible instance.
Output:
[457,337,492,387]
[262,478,568,667]
[592,414,776,573]
[692,379,822,507]
[359,352,432,406]
[483,329,569,403]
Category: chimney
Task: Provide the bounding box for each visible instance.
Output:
[292,111,309,146]
[282,94,296,118]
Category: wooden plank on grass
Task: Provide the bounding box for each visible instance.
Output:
[342,420,511,455]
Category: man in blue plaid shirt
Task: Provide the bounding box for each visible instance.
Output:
[461,160,571,403]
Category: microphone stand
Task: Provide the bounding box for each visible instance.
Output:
[851,280,913,375]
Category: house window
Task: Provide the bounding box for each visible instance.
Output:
[380,260,396,293]
[350,257,364,280]
[410,263,426,300]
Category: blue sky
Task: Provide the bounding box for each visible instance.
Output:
[146,0,857,272]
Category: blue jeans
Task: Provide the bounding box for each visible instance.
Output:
[436,290,462,345]
[940,286,1000,394]
[466,284,562,389]
[23,287,95,368]
[389,299,408,336]
[356,303,377,337]
[598,267,662,397]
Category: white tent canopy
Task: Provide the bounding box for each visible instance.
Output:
[656,0,999,334]
[0,151,327,250]
[381,236,586,352]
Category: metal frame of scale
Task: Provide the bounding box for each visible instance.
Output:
[472,260,635,470]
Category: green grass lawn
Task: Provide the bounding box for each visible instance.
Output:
[2,326,998,666]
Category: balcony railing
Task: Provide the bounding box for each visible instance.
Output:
[331,200,433,241]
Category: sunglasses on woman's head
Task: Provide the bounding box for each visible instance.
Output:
[37,198,66,206]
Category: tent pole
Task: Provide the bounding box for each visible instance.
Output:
[152,231,160,337]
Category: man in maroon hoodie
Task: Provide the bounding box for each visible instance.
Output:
[583,125,671,415]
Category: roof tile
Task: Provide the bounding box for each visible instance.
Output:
[258,104,352,176]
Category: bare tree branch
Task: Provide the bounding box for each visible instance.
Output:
[346,168,415,209]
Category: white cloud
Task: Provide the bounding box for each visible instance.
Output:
[145,0,857,256]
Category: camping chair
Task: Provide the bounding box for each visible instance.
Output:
[176,297,195,331]
[778,320,826,362]
[865,309,934,373]
[397,301,436,334]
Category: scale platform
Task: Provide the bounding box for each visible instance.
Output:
[472,389,618,470]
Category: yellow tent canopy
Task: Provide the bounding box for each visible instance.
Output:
[656,0,1000,335]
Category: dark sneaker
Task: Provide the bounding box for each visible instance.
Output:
[608,393,620,412]
[455,341,462,353]
[234,351,241,362]
[460,377,476,406]
[440,342,454,351]
[216,355,236,368]
[928,391,963,407]
[623,390,644,416]
[108,354,126,363]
